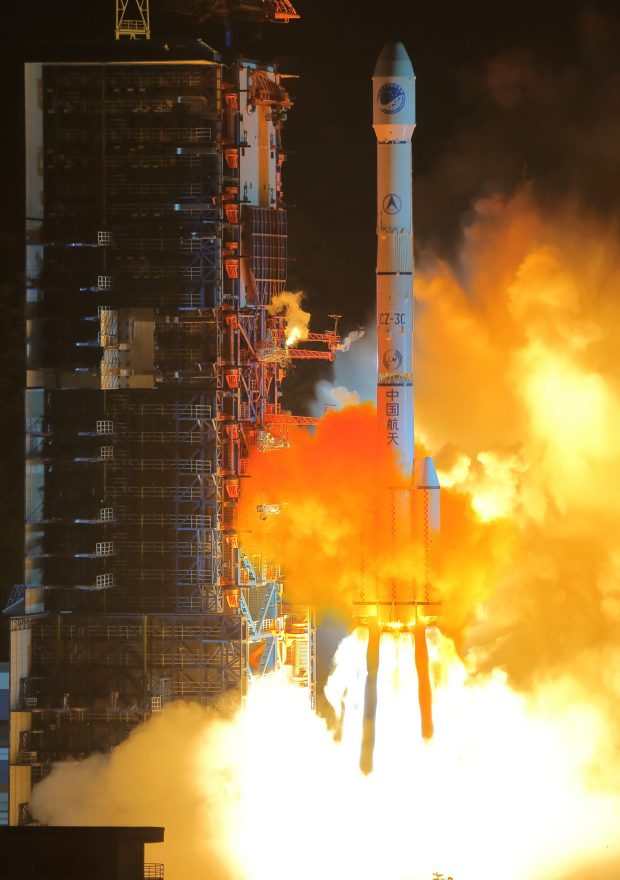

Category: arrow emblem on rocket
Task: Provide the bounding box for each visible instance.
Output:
[382,193,402,214]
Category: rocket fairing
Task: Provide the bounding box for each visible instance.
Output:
[373,42,416,475]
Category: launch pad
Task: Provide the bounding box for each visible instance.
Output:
[353,603,442,633]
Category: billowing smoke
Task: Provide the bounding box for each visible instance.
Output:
[311,324,375,414]
[302,188,620,683]
[414,191,620,683]
[238,403,512,639]
[267,290,311,346]
[315,383,361,410]
[30,660,620,880]
[336,328,366,353]
[30,700,239,879]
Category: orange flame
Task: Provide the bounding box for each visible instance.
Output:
[238,404,514,640]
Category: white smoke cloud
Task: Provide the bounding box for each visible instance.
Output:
[313,382,361,411]
[29,662,620,880]
[336,328,366,353]
[311,320,376,416]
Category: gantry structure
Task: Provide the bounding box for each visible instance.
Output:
[7,23,334,824]
[158,0,299,26]
[115,0,300,41]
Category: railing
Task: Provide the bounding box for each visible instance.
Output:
[126,487,208,501]
[105,71,210,90]
[17,706,146,723]
[4,582,25,611]
[144,864,164,879]
[120,512,213,528]
[107,402,213,419]
[124,541,213,556]
[107,595,217,613]
[108,126,212,143]
[19,751,39,764]
[125,458,212,473]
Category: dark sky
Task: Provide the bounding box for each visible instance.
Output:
[2,0,620,300]
[3,0,620,283]
[0,0,619,623]
[282,0,620,314]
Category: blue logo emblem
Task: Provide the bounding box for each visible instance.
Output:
[378,82,406,115]
[383,193,402,215]
[383,349,403,371]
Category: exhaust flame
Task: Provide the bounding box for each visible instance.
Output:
[323,624,368,762]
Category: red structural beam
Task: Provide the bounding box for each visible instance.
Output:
[265,414,321,426]
[305,332,338,346]
[287,349,335,361]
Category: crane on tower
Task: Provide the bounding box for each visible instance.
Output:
[158,0,298,25]
[114,0,298,41]
[115,0,151,39]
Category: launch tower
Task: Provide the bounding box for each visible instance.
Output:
[7,19,318,824]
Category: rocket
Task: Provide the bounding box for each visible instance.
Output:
[359,43,441,770]
[373,41,416,474]
[372,41,440,607]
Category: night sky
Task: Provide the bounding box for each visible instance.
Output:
[0,0,619,641]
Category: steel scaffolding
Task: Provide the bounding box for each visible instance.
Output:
[10,53,315,826]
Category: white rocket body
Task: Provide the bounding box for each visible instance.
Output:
[372,44,441,625]
[373,43,416,474]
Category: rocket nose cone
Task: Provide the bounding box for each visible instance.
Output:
[374,41,414,78]
[416,456,440,490]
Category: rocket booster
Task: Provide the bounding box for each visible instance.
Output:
[373,42,416,474]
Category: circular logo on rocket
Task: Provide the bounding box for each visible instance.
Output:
[383,193,402,215]
[383,349,403,371]
[378,82,406,115]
